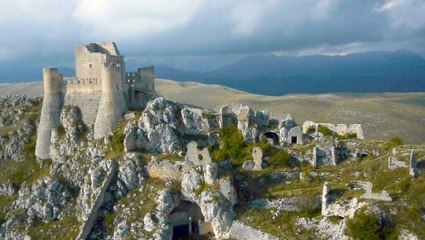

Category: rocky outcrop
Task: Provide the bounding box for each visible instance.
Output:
[229,220,280,240]
[13,177,72,223]
[219,103,272,142]
[0,95,39,161]
[125,97,220,154]
[297,217,348,240]
[181,166,235,238]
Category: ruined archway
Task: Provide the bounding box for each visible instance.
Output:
[169,200,213,239]
[264,131,279,145]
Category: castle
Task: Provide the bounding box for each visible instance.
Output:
[35,42,157,159]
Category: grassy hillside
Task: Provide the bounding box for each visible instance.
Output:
[1,79,425,144]
[157,79,425,144]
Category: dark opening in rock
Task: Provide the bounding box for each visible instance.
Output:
[169,200,213,239]
[264,132,279,145]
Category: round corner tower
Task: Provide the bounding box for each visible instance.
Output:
[35,68,63,159]
[93,63,128,139]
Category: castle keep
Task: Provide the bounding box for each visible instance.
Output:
[35,42,157,159]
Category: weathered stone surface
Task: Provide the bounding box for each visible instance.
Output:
[117,153,146,192]
[185,141,212,166]
[242,160,255,171]
[410,150,418,178]
[312,145,336,167]
[322,182,364,218]
[204,163,218,185]
[229,220,280,240]
[252,147,263,171]
[302,120,364,139]
[398,229,420,240]
[348,181,392,202]
[219,103,271,142]
[0,181,18,196]
[250,196,319,213]
[180,166,235,238]
[13,177,72,223]
[388,157,407,169]
[146,156,183,181]
[297,217,348,240]
[124,127,137,152]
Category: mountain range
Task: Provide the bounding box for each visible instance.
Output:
[1,50,425,96]
[155,50,425,95]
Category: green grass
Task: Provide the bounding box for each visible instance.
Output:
[0,157,51,185]
[28,214,80,239]
[388,136,403,147]
[0,195,17,224]
[317,125,334,137]
[202,112,219,119]
[103,177,181,238]
[345,210,397,240]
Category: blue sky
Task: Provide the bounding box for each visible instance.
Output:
[1,0,425,70]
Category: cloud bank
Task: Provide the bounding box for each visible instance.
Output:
[0,0,424,69]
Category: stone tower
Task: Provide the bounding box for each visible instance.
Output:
[35,68,63,159]
[35,42,157,159]
[93,62,128,139]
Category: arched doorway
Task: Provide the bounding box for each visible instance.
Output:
[264,132,279,145]
[169,201,213,239]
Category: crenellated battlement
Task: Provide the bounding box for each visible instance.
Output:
[36,42,158,159]
[64,77,100,85]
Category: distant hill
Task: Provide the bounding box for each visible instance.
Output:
[2,50,425,95]
[156,50,425,95]
[0,66,74,83]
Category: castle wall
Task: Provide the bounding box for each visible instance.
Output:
[61,77,102,126]
[35,68,63,159]
[94,65,128,139]
[139,66,155,92]
[75,43,124,81]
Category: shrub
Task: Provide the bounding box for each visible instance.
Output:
[211,125,249,165]
[202,112,219,119]
[388,136,403,146]
[269,150,291,167]
[306,126,316,134]
[345,211,396,240]
[317,125,333,137]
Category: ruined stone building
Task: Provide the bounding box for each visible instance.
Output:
[36,42,157,159]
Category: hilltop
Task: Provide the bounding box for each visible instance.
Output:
[2,79,425,144]
[0,94,424,240]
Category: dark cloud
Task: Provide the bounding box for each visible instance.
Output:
[0,0,424,71]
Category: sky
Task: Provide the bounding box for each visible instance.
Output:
[1,0,425,71]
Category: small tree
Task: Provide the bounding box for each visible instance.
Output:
[345,211,396,240]
[388,136,403,146]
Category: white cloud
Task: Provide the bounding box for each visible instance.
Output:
[310,0,340,21]
[229,0,278,36]
[72,0,203,40]
[376,0,425,29]
[376,0,406,11]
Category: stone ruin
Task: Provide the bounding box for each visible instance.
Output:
[387,148,421,178]
[312,145,336,167]
[348,181,392,202]
[278,115,303,145]
[36,42,158,159]
[242,147,263,171]
[309,141,349,167]
[321,182,364,219]
[303,120,364,139]
[185,141,212,166]
[410,150,418,178]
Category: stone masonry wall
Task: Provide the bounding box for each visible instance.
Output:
[94,91,127,139]
[35,93,62,159]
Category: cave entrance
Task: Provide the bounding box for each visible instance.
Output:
[264,132,279,145]
[291,136,297,144]
[170,201,213,240]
